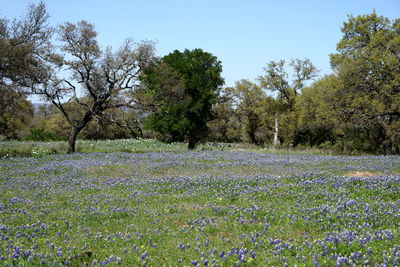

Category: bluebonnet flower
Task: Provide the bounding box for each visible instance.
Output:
[140,251,148,260]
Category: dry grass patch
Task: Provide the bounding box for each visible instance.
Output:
[347,171,379,177]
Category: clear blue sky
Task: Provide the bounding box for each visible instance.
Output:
[1,0,399,88]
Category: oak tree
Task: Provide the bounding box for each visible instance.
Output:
[330,13,400,153]
[34,20,155,153]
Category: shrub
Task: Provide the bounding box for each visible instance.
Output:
[25,128,65,141]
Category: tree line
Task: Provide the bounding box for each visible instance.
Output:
[1,2,399,154]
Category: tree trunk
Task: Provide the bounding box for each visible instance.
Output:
[67,111,93,153]
[247,115,258,145]
[67,127,81,154]
[248,129,257,145]
[188,136,196,150]
[273,113,280,148]
[391,133,399,154]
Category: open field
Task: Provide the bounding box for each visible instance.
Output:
[0,148,399,266]
[0,139,341,159]
[0,139,267,158]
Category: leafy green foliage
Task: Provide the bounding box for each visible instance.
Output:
[330,13,400,153]
[143,49,224,149]
[225,80,276,145]
[294,75,340,147]
[258,58,319,146]
[25,128,65,141]
[0,96,34,140]
[207,100,242,143]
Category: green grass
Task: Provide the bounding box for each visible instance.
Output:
[0,138,338,158]
[0,141,399,266]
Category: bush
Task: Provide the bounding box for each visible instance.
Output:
[25,128,65,141]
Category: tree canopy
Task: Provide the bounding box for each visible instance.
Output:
[330,13,400,153]
[0,1,52,141]
[33,20,156,153]
[0,1,52,89]
[143,48,224,149]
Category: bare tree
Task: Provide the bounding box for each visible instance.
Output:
[33,20,156,153]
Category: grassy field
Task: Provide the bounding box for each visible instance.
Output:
[0,141,399,266]
[0,139,334,158]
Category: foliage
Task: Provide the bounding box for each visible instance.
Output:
[1,5,399,155]
[294,75,340,147]
[0,1,52,88]
[25,128,65,141]
[330,12,400,154]
[207,100,242,143]
[143,49,224,149]
[0,96,34,139]
[259,58,318,111]
[258,58,319,146]
[225,80,276,145]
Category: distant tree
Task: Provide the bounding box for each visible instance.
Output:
[143,49,224,149]
[259,59,318,146]
[36,107,70,138]
[259,59,318,111]
[207,92,241,143]
[330,13,400,153]
[295,75,340,147]
[33,20,155,153]
[226,80,275,145]
[0,96,34,139]
[0,1,52,124]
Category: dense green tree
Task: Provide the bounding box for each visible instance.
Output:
[137,62,187,114]
[330,13,400,153]
[143,49,224,149]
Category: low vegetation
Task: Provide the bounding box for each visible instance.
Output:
[0,147,399,266]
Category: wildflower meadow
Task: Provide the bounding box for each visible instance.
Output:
[0,146,399,266]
